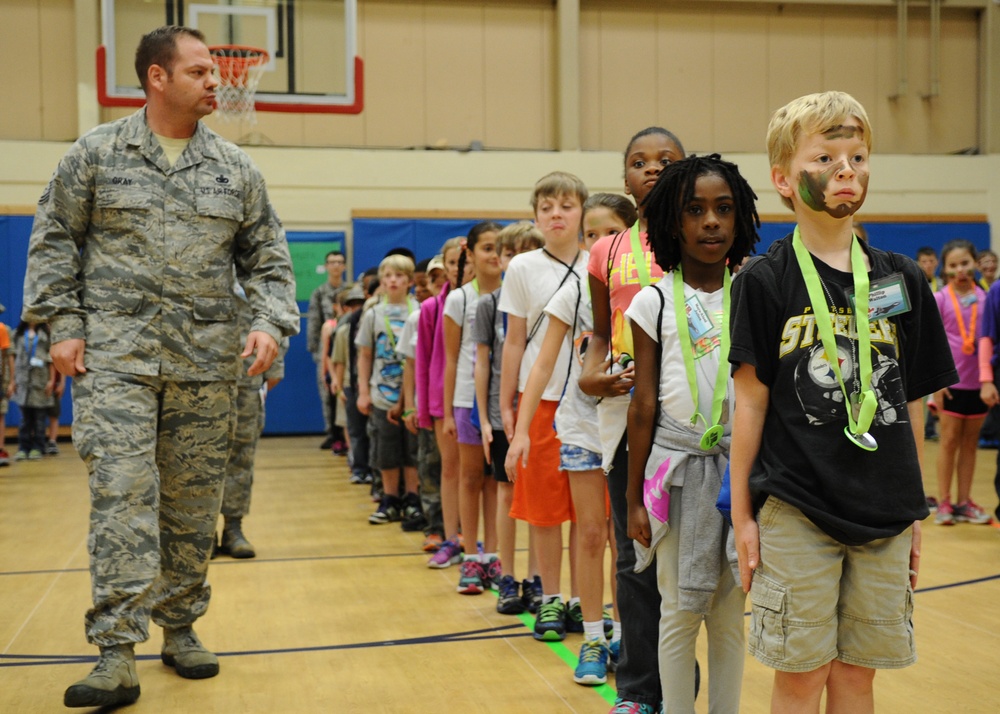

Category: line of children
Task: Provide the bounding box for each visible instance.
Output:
[0,306,11,465]
[472,221,546,613]
[507,193,636,684]
[580,126,686,714]
[443,222,504,593]
[627,154,759,711]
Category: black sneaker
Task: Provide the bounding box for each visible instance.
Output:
[496,575,525,615]
[400,493,423,529]
[319,435,335,450]
[45,440,59,455]
[369,495,401,525]
[521,575,543,614]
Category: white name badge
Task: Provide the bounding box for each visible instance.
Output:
[684,294,715,341]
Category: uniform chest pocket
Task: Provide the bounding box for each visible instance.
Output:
[95,186,151,210]
[196,192,243,221]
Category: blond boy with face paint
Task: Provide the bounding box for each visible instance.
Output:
[728,92,957,714]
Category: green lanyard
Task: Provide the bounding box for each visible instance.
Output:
[629,222,652,288]
[672,267,731,450]
[791,226,877,451]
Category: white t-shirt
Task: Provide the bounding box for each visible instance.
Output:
[397,308,420,361]
[546,278,599,451]
[443,282,482,409]
[498,248,589,401]
[626,279,732,435]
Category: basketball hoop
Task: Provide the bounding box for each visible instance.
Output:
[209,45,269,123]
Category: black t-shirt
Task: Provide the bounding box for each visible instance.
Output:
[730,234,957,545]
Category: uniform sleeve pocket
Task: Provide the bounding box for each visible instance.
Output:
[749,572,787,661]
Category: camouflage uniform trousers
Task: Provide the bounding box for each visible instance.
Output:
[221,381,265,518]
[417,427,442,535]
[72,372,235,646]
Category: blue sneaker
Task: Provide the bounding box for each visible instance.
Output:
[532,598,566,641]
[609,699,657,714]
[573,639,609,685]
[496,575,525,615]
[521,575,543,613]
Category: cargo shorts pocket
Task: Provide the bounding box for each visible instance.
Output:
[749,572,787,661]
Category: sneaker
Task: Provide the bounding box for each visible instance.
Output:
[925,495,938,511]
[565,600,584,633]
[521,575,543,614]
[160,626,219,679]
[349,471,367,484]
[954,499,993,524]
[496,574,526,615]
[427,539,463,569]
[935,500,955,525]
[369,495,401,525]
[533,598,566,641]
[45,440,59,455]
[0,448,9,466]
[14,450,28,461]
[483,556,502,590]
[319,435,335,450]
[27,449,43,460]
[457,558,486,594]
[63,644,140,708]
[574,639,610,685]
[422,533,443,552]
[609,699,657,714]
[608,639,620,671]
[332,440,348,455]
[400,493,425,531]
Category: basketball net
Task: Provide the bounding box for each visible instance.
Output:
[209,45,269,124]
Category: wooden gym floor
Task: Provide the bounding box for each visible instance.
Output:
[1,436,998,713]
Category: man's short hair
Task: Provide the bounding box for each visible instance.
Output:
[530,171,588,212]
[134,25,206,92]
[916,246,938,258]
[767,91,873,209]
[326,251,346,262]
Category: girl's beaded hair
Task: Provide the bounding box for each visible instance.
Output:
[643,154,760,274]
[456,221,503,287]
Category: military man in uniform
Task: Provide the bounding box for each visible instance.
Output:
[21,26,299,708]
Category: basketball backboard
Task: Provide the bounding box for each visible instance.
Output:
[98,0,362,114]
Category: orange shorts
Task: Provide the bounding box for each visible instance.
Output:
[510,398,575,527]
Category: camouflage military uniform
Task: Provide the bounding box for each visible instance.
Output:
[221,298,288,519]
[22,109,299,647]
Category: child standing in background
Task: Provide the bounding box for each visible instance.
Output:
[933,240,992,525]
[473,221,545,614]
[507,192,634,685]
[443,222,504,594]
[0,306,11,466]
[9,321,58,461]
[356,255,421,525]
[499,171,589,642]
[627,155,759,711]
[579,126,686,714]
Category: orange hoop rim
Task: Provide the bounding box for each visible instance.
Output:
[209,44,270,70]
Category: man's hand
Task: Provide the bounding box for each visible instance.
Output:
[51,339,87,377]
[243,331,279,377]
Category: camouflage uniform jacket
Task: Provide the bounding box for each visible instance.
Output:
[22,109,299,381]
[306,281,345,356]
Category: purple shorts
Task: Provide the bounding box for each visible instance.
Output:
[454,406,482,446]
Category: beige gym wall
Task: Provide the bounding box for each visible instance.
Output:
[0,0,997,241]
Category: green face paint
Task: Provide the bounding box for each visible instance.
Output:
[797,164,868,219]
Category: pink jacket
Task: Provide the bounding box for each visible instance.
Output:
[415,282,451,429]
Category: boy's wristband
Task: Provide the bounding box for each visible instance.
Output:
[402,409,416,418]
